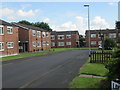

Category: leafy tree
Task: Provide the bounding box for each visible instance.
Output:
[116,21,120,29]
[18,20,32,25]
[105,46,120,80]
[18,20,52,32]
[79,35,85,47]
[104,38,116,50]
[34,22,52,32]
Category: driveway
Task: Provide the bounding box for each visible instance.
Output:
[2,49,89,88]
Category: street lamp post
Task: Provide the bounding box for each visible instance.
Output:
[84,4,91,57]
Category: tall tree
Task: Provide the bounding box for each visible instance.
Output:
[116,21,120,29]
[18,20,32,25]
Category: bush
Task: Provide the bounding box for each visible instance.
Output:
[104,38,116,50]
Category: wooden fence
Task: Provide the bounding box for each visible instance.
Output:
[90,51,112,63]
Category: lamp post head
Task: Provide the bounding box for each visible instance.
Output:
[84,4,89,7]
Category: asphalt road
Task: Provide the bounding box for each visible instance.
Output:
[2,49,89,88]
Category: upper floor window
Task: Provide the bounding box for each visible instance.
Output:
[37,31,41,37]
[42,32,46,38]
[98,41,102,45]
[7,42,14,48]
[66,35,71,39]
[109,33,116,38]
[66,42,71,45]
[51,35,55,40]
[58,35,64,40]
[58,42,64,46]
[32,42,36,47]
[0,25,4,35]
[91,41,96,45]
[32,30,36,36]
[91,34,96,38]
[0,42,4,51]
[46,32,49,37]
[7,26,13,34]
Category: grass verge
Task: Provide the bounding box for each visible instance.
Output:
[1,48,80,61]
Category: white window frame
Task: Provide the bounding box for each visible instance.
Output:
[46,32,49,37]
[66,35,71,39]
[58,42,64,46]
[66,42,71,45]
[32,30,36,36]
[51,42,55,46]
[0,42,4,51]
[51,35,55,40]
[109,33,116,38]
[91,41,96,45]
[0,25,4,35]
[7,42,14,49]
[7,26,13,34]
[42,41,46,46]
[42,32,46,38]
[58,35,64,40]
[37,31,41,38]
[32,42,36,47]
[91,34,96,38]
[37,42,41,47]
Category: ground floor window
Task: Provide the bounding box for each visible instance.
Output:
[58,42,64,46]
[0,42,4,51]
[37,42,41,47]
[7,42,14,48]
[66,42,71,45]
[91,41,96,45]
[51,42,55,46]
[32,42,36,47]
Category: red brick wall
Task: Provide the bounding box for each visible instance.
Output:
[51,33,79,48]
[0,26,19,57]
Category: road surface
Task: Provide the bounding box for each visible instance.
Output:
[2,49,89,88]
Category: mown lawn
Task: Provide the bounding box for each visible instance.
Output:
[1,48,80,61]
[80,61,108,76]
[70,77,103,88]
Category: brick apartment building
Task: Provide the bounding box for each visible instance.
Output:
[14,23,51,53]
[85,29,120,47]
[0,20,19,57]
[51,31,79,48]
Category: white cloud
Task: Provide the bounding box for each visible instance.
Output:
[91,16,111,29]
[1,8,40,20]
[0,8,14,17]
[42,18,50,23]
[108,2,117,6]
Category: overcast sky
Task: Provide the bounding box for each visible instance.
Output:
[1,2,118,35]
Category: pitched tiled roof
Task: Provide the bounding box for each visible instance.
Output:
[51,31,79,35]
[13,23,47,32]
[0,19,15,27]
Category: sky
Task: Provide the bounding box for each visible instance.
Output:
[0,2,118,35]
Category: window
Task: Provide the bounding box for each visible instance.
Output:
[109,33,116,38]
[66,35,71,39]
[42,32,46,37]
[66,42,71,45]
[7,26,13,34]
[32,42,36,47]
[91,34,96,38]
[98,34,105,38]
[46,42,49,46]
[91,41,96,45]
[37,31,41,37]
[37,42,41,47]
[0,25,4,35]
[51,35,55,40]
[51,42,55,46]
[46,32,49,37]
[42,41,46,46]
[7,42,14,48]
[32,30,36,36]
[98,41,102,45]
[0,42,4,51]
[58,42,64,46]
[119,33,120,37]
[58,35,64,40]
